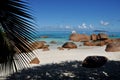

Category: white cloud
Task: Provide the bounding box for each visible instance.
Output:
[100,20,109,26]
[65,25,73,30]
[78,23,90,29]
[89,24,94,29]
[82,23,87,28]
[78,23,95,30]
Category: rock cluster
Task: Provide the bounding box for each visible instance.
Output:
[31,41,45,49]
[91,33,108,41]
[31,33,120,52]
[69,32,120,52]
[30,41,50,51]
[70,33,109,42]
[69,33,90,42]
[69,33,111,46]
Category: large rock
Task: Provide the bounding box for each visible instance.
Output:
[84,41,106,46]
[69,33,80,42]
[42,45,50,51]
[97,33,108,40]
[84,41,95,46]
[31,41,44,49]
[105,41,120,52]
[82,56,108,68]
[40,36,48,38]
[42,47,49,51]
[104,39,113,44]
[30,57,40,64]
[39,41,46,44]
[79,34,90,42]
[94,41,106,46]
[62,42,77,49]
[69,33,90,42]
[91,34,97,41]
[112,38,120,42]
[50,41,57,44]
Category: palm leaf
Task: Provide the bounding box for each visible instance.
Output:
[0,0,37,76]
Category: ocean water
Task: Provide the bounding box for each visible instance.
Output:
[35,30,120,45]
[35,31,70,45]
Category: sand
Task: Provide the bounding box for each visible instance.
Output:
[31,45,120,66]
[6,45,120,80]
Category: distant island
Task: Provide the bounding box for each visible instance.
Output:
[93,30,108,32]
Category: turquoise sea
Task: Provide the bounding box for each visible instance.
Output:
[35,30,120,45]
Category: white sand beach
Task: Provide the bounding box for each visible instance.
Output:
[32,45,120,66]
[6,44,120,80]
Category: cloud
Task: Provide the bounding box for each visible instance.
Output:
[78,23,89,29]
[78,25,83,29]
[89,24,94,29]
[82,23,87,28]
[78,23,95,30]
[100,20,109,26]
[65,26,71,29]
[78,23,87,29]
[65,25,73,30]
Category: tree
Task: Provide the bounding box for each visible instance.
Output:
[0,0,37,76]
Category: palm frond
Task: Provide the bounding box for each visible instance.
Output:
[0,0,37,76]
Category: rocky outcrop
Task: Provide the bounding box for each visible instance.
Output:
[79,34,90,42]
[69,33,109,43]
[42,47,49,51]
[62,42,77,49]
[50,41,57,44]
[30,57,40,64]
[97,33,108,40]
[42,45,50,51]
[69,33,80,42]
[112,38,120,42]
[104,39,113,44]
[105,41,120,52]
[69,33,90,42]
[91,34,97,41]
[84,41,95,46]
[84,33,113,46]
[94,41,105,46]
[84,41,106,46]
[39,41,46,44]
[40,36,48,38]
[82,56,108,68]
[31,41,44,49]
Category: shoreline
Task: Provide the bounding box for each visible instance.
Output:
[31,45,120,66]
[7,39,120,80]
[30,32,120,67]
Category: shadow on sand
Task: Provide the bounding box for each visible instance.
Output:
[7,61,120,80]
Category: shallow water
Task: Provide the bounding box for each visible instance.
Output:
[35,31,120,45]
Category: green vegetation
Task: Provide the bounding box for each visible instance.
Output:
[0,0,36,75]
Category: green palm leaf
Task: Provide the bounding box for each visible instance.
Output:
[0,0,37,76]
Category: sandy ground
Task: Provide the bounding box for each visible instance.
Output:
[5,45,120,80]
[31,45,120,66]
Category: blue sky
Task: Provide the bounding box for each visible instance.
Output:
[29,0,120,32]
